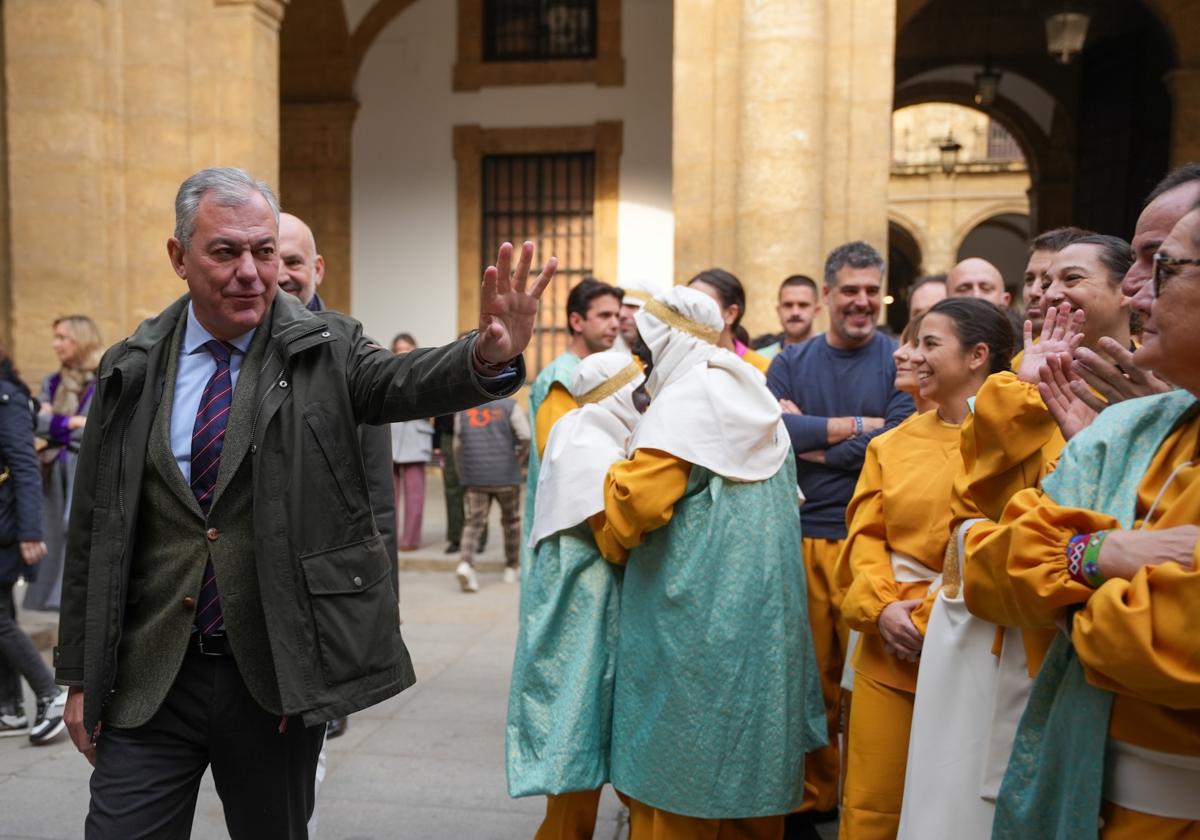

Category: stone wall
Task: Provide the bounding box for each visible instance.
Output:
[2,0,285,380]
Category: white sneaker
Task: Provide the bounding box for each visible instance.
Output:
[29,688,67,745]
[502,566,519,584]
[455,561,479,593]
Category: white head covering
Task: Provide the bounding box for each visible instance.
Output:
[621,277,668,310]
[530,351,646,547]
[631,286,790,482]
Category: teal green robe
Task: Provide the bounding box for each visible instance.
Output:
[611,455,827,818]
[506,523,621,796]
[993,389,1198,839]
[521,353,580,568]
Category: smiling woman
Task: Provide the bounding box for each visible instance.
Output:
[835,296,1012,839]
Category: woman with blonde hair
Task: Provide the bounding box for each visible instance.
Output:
[24,315,101,610]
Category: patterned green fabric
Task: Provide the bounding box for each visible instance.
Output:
[506,523,621,796]
[993,389,1197,840]
[611,454,827,818]
[521,353,580,567]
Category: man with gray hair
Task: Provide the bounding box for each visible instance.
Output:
[766,240,915,830]
[54,166,553,838]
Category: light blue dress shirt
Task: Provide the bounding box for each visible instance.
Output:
[170,304,256,483]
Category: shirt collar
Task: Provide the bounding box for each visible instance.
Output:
[183,302,256,356]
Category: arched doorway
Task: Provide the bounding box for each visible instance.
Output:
[955,212,1032,299]
[886,220,923,334]
[895,0,1176,238]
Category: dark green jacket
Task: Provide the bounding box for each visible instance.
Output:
[54,292,523,731]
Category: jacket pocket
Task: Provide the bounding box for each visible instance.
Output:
[300,535,400,686]
[303,409,366,516]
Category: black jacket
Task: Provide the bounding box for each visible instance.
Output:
[55,292,522,730]
[0,378,43,583]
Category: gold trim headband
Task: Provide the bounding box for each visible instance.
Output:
[643,298,720,345]
[577,361,643,406]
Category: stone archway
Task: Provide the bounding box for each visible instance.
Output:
[886,217,924,333]
[955,211,1031,297]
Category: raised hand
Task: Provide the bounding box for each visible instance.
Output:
[1069,336,1172,413]
[1017,303,1085,385]
[476,241,557,369]
[1037,353,1097,440]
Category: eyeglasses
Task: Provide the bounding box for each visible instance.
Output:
[1153,253,1200,298]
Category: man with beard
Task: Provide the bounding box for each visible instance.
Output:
[758,275,821,360]
[766,241,915,830]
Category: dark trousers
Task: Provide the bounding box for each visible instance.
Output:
[86,648,325,840]
[0,581,57,705]
[442,433,465,544]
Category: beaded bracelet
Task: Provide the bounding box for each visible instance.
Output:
[1067,531,1110,588]
[1081,531,1110,588]
[1066,533,1089,584]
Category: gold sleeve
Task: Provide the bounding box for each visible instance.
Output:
[965,485,1118,629]
[962,373,1062,522]
[588,448,692,565]
[1074,562,1200,709]
[836,441,899,633]
[535,383,579,459]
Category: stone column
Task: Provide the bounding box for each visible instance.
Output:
[3,0,120,376]
[672,0,743,282]
[820,0,895,266]
[279,100,359,315]
[734,0,827,334]
[208,0,288,182]
[1167,67,1200,165]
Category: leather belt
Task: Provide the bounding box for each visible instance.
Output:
[189,629,231,657]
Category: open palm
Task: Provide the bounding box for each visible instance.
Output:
[1017,303,1084,385]
[476,241,557,366]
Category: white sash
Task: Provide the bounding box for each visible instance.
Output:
[1105,739,1200,820]
[980,626,1032,801]
[841,553,941,694]
[897,531,998,840]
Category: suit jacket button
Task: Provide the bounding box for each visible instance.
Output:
[206,527,219,541]
[182,596,196,609]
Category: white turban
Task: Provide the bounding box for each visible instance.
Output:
[631,286,790,483]
[621,277,668,310]
[530,351,646,548]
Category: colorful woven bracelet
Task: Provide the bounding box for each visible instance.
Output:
[1080,530,1111,588]
[1066,533,1089,585]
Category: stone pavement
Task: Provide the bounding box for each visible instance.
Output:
[0,468,835,839]
[0,569,628,840]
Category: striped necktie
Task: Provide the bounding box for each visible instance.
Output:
[191,339,235,635]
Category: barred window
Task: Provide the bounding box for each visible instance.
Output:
[986,119,1024,162]
[484,0,598,62]
[481,152,596,373]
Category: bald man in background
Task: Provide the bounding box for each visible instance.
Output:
[279,212,328,312]
[947,257,1011,308]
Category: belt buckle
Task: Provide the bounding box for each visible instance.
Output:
[195,631,226,657]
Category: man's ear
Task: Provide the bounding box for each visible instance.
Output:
[568,311,584,334]
[314,254,325,287]
[168,238,186,279]
[1003,290,1013,307]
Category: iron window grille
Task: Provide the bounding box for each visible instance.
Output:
[481,152,596,374]
[483,0,598,62]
